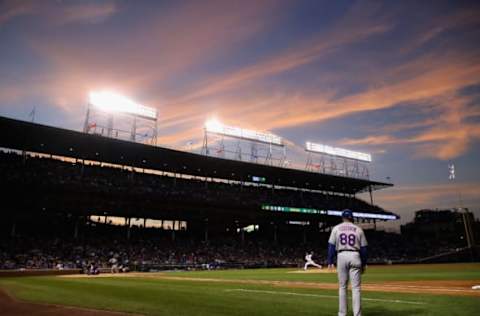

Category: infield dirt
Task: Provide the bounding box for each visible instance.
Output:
[0,289,140,316]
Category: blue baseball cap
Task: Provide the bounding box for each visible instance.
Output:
[342,209,354,219]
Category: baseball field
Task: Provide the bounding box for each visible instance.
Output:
[1,263,479,316]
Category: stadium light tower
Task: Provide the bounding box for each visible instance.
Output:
[83,91,158,145]
[88,91,157,119]
[448,163,455,180]
[202,119,286,166]
[305,141,371,179]
[448,163,476,251]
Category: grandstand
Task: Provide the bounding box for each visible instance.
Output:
[0,115,399,270]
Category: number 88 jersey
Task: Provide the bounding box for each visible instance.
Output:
[328,222,368,251]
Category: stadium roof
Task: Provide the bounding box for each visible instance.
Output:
[0,116,392,194]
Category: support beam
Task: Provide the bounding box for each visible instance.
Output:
[273,224,277,244]
[369,185,374,205]
[11,221,16,238]
[462,212,473,248]
[204,219,209,243]
[126,217,131,240]
[74,219,79,239]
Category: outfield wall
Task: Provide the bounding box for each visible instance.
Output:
[0,269,81,278]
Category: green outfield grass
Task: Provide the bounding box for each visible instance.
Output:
[170,263,480,283]
[1,263,479,316]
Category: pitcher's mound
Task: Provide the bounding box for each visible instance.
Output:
[289,269,336,274]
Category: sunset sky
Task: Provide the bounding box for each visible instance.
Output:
[1,0,479,228]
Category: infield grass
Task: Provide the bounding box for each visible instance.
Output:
[169,263,480,282]
[1,263,479,316]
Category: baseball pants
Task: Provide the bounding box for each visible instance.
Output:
[337,251,362,316]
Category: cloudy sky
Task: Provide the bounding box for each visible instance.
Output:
[1,0,479,228]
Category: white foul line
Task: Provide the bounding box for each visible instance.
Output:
[224,289,427,305]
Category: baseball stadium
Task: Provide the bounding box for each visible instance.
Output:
[0,113,479,315]
[2,1,480,316]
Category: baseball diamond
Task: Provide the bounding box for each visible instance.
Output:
[1,264,480,316]
[0,106,479,316]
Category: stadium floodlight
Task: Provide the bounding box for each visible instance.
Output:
[448,164,455,180]
[89,91,157,120]
[205,119,283,146]
[306,141,371,162]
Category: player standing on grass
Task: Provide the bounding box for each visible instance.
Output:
[327,209,368,316]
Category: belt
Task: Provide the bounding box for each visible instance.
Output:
[338,250,359,253]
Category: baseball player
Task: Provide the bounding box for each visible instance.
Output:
[109,256,119,273]
[304,251,322,270]
[327,209,368,316]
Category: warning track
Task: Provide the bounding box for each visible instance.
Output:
[0,289,141,316]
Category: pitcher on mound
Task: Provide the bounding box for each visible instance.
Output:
[304,251,322,270]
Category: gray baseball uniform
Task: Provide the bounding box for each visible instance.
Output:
[328,222,368,316]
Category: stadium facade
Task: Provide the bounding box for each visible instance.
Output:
[0,116,398,243]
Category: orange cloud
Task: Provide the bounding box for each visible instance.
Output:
[171,3,392,104]
[340,93,480,159]
[158,22,480,152]
[373,182,480,213]
[368,181,480,227]
[1,1,480,163]
[12,0,283,114]
[54,2,117,25]
[145,50,480,152]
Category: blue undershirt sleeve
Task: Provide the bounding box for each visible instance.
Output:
[327,243,336,265]
[360,246,368,267]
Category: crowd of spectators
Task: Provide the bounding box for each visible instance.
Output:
[0,219,469,271]
[0,229,306,271]
[0,151,386,214]
[0,151,471,271]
